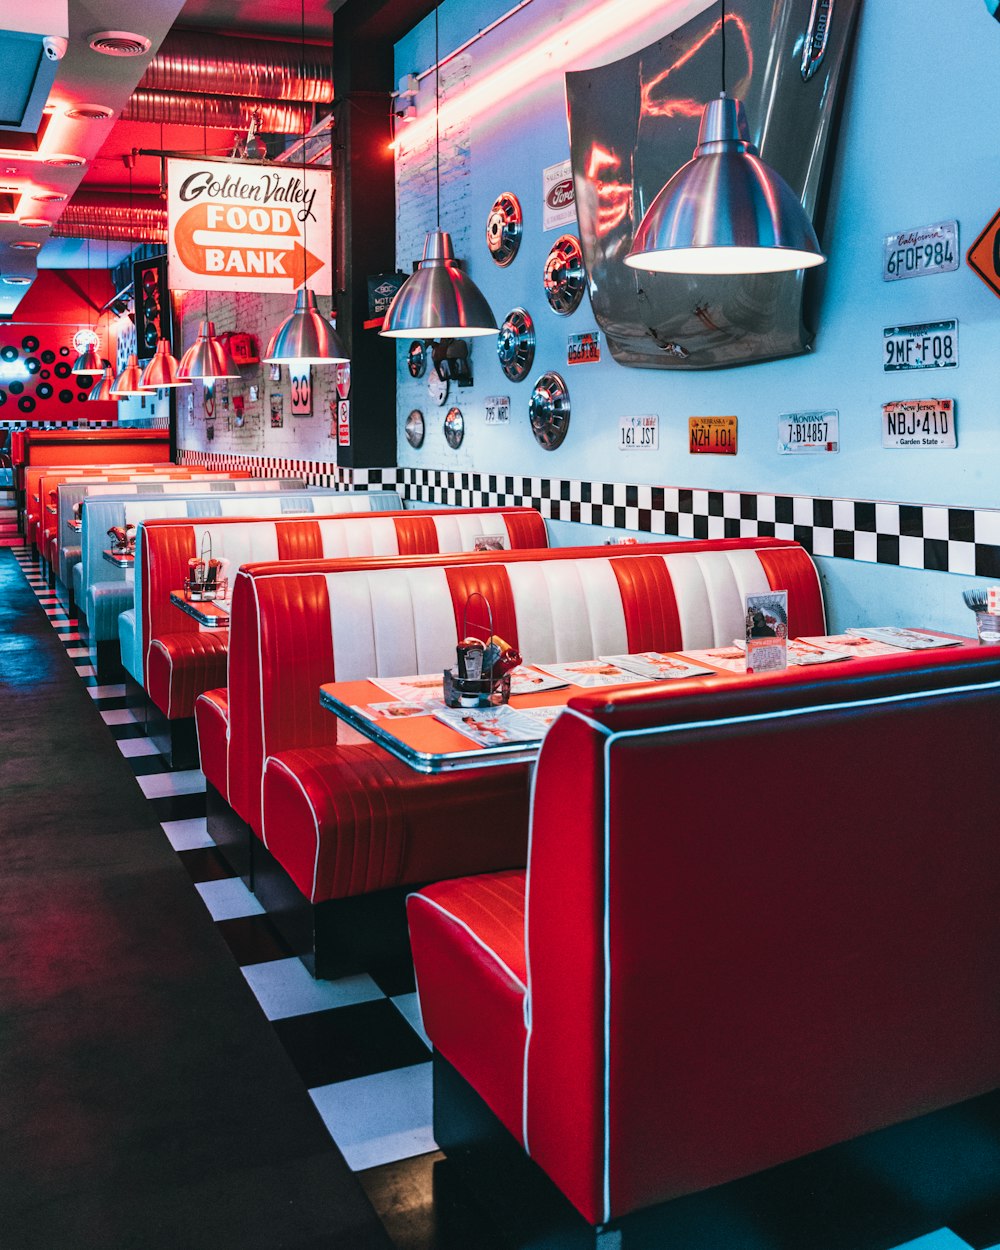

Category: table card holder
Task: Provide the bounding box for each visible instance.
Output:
[185,532,229,602]
[745,590,789,673]
[443,592,518,708]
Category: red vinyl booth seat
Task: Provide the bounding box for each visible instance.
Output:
[408,647,1000,1227]
[143,507,548,722]
[223,538,822,908]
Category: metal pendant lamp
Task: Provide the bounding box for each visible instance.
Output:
[110,353,155,397]
[141,337,190,388]
[262,0,347,366]
[87,363,114,401]
[263,288,347,365]
[625,1,824,276]
[176,320,240,381]
[380,5,497,339]
[72,239,104,374]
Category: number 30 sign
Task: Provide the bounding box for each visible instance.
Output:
[290,365,312,416]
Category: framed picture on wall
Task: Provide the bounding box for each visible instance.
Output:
[270,393,284,428]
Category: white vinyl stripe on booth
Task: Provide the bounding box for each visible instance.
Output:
[191,522,280,566]
[325,566,456,680]
[316,516,400,558]
[506,559,628,664]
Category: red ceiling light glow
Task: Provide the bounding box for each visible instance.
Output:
[9,240,41,250]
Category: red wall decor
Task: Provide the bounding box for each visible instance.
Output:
[0,271,118,422]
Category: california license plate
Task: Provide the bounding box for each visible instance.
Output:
[883,320,958,371]
[883,221,958,281]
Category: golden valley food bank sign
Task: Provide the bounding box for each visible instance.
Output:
[167,158,332,295]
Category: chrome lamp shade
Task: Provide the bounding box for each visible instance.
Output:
[87,365,114,401]
[263,288,347,365]
[71,344,104,375]
[625,95,825,275]
[110,354,154,397]
[176,321,240,381]
[380,230,498,338]
[140,338,190,388]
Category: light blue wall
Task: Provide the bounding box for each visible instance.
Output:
[393,0,1000,634]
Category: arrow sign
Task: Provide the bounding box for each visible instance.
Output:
[167,157,332,295]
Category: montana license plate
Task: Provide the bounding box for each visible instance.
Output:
[777,410,839,454]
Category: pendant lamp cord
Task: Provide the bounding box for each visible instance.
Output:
[300,0,308,271]
[720,0,727,95]
[435,4,441,228]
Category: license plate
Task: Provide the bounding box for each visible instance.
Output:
[883,221,958,281]
[883,320,958,371]
[484,395,510,424]
[688,415,737,455]
[619,414,658,451]
[881,398,956,449]
[777,410,839,454]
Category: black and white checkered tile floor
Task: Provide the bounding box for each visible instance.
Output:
[10,544,437,1178]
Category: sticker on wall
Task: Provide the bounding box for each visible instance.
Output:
[689,416,737,455]
[269,363,281,382]
[881,398,955,448]
[777,410,839,454]
[966,209,1000,299]
[484,396,510,425]
[249,385,259,402]
[567,331,600,365]
[368,272,406,321]
[336,361,351,399]
[334,399,350,446]
[270,393,284,428]
[290,365,312,415]
[619,415,658,451]
[543,160,576,231]
[204,385,215,420]
[883,321,958,372]
[187,392,195,422]
[883,221,958,282]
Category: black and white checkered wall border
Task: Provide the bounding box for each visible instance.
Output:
[177,451,1000,578]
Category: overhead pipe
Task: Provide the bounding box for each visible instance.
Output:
[141,30,333,103]
[122,90,313,134]
[53,195,168,243]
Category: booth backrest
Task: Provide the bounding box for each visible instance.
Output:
[28,465,199,545]
[12,428,170,485]
[139,505,547,677]
[522,649,1000,1223]
[228,537,822,831]
[82,488,401,605]
[59,477,304,583]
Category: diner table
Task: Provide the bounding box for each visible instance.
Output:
[318,631,974,774]
[169,591,231,629]
[102,549,135,569]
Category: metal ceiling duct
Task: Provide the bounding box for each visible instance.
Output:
[53,196,168,243]
[121,90,312,134]
[140,31,333,103]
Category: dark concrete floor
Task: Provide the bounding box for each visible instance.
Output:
[0,549,393,1249]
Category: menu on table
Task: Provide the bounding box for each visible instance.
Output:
[598,652,715,680]
[680,638,854,673]
[843,627,962,650]
[371,665,567,705]
[434,704,562,747]
[354,701,435,722]
[533,660,639,688]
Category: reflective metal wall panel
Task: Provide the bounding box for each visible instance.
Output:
[566,0,861,370]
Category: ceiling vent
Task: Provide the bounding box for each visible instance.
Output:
[65,104,114,121]
[88,31,152,57]
[43,154,85,167]
[9,239,40,249]
[32,191,66,202]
